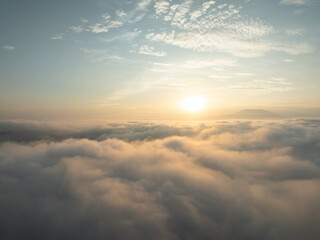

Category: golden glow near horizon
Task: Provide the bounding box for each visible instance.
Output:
[180,96,205,113]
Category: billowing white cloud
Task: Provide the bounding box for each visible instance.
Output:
[0,119,320,239]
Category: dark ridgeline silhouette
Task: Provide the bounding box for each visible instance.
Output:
[220,109,280,119]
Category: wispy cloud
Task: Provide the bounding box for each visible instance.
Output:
[276,42,313,55]
[154,1,171,17]
[68,13,126,34]
[169,0,193,28]
[50,0,315,60]
[228,81,295,91]
[137,0,152,11]
[80,48,123,62]
[237,72,255,76]
[80,18,88,23]
[90,23,110,33]
[116,10,127,18]
[271,77,288,81]
[202,1,216,12]
[90,19,123,33]
[146,1,314,58]
[51,33,64,40]
[139,45,167,57]
[102,29,141,43]
[286,28,305,36]
[146,31,275,57]
[147,1,282,57]
[284,58,295,62]
[179,59,236,69]
[3,45,15,50]
[280,0,314,6]
[146,28,313,57]
[70,25,85,33]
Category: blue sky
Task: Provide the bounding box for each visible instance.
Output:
[1,0,320,119]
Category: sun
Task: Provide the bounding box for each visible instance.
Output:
[180,96,205,113]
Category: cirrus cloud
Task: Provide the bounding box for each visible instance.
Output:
[280,0,314,6]
[3,45,15,50]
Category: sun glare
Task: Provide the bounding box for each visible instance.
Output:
[180,96,205,113]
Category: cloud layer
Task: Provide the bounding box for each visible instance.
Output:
[1,119,320,239]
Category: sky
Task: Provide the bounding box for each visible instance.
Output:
[1,0,320,119]
[1,1,320,238]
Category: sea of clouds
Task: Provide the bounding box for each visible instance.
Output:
[0,119,320,240]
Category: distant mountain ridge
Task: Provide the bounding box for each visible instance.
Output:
[220,109,280,119]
